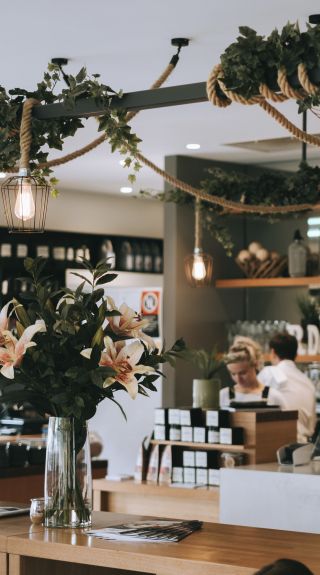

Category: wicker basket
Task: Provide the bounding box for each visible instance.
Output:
[235,255,288,279]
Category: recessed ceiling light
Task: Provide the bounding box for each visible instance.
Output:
[186,143,200,150]
[0,172,6,179]
[120,186,133,194]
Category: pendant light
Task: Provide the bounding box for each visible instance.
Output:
[1,99,50,233]
[184,198,213,287]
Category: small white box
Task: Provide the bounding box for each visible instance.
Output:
[183,467,196,484]
[154,408,166,425]
[206,410,219,427]
[181,426,193,442]
[196,468,208,485]
[154,425,167,440]
[208,469,220,486]
[168,409,180,425]
[195,451,207,468]
[183,451,195,467]
[180,410,191,426]
[172,467,183,483]
[193,427,206,443]
[220,428,232,445]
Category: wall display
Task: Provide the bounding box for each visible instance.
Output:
[0,227,163,305]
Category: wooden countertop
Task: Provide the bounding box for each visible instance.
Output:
[93,479,219,498]
[6,511,320,575]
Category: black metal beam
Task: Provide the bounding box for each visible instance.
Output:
[33,82,208,120]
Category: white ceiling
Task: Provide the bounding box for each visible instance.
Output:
[2,0,320,196]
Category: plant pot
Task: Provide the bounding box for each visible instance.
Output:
[192,378,221,409]
[44,417,92,528]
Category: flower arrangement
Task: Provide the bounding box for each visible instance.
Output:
[0,257,183,421]
[0,257,184,527]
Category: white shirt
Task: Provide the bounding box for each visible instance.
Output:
[219,386,284,408]
[258,360,316,443]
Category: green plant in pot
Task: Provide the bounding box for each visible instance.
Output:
[180,347,224,409]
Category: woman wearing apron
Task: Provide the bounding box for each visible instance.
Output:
[220,337,284,408]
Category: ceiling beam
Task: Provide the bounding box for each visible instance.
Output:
[33,82,208,120]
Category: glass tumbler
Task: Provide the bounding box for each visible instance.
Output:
[30,497,45,525]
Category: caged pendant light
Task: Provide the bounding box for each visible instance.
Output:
[1,98,50,233]
[184,198,213,287]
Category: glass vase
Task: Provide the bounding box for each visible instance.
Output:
[44,417,92,528]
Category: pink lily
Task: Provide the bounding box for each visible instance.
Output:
[0,323,44,379]
[0,301,13,346]
[107,297,156,348]
[81,336,155,399]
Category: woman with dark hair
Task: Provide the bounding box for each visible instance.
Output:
[254,558,314,575]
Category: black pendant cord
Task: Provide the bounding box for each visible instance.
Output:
[302,110,307,163]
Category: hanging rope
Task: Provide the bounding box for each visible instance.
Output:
[206,63,320,148]
[19,98,40,170]
[6,57,320,216]
[194,198,202,249]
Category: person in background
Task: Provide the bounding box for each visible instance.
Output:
[258,333,316,443]
[220,336,284,407]
[254,558,314,575]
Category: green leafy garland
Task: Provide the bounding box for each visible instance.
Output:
[0,63,141,193]
[219,22,320,111]
[141,162,320,256]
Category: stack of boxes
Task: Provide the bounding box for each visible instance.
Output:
[153,407,245,487]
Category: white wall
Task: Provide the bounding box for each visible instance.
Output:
[40,189,163,475]
[0,188,164,238]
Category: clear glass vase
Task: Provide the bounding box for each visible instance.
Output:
[44,417,92,528]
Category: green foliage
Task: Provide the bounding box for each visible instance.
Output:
[0,258,183,424]
[140,162,320,256]
[179,346,223,380]
[0,64,141,189]
[297,295,320,328]
[219,21,320,108]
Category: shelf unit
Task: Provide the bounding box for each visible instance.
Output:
[215,277,320,289]
[153,409,298,466]
[0,227,163,304]
[150,439,246,452]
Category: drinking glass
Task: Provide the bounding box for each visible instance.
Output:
[30,497,45,525]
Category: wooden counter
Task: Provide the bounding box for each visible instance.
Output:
[6,511,320,575]
[93,479,220,522]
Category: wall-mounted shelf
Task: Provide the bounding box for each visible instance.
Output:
[150,439,246,452]
[215,277,320,289]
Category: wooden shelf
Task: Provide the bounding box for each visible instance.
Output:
[215,276,320,288]
[150,439,246,451]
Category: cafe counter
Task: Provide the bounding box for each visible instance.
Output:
[220,460,320,534]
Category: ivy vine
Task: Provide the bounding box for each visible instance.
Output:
[0,63,141,192]
[141,162,320,256]
[219,22,320,111]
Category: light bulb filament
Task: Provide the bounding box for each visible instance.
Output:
[192,255,207,281]
[14,179,35,221]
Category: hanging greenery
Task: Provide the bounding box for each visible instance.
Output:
[218,22,320,110]
[0,63,141,192]
[140,162,320,256]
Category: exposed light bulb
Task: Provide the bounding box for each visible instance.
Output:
[186,143,200,150]
[120,186,133,194]
[191,254,207,280]
[14,179,35,221]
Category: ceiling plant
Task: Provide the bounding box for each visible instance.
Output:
[218,21,320,110]
[141,162,320,256]
[0,63,141,193]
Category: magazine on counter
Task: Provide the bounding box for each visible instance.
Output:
[87,519,203,543]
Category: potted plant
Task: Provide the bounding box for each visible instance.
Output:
[180,347,224,409]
